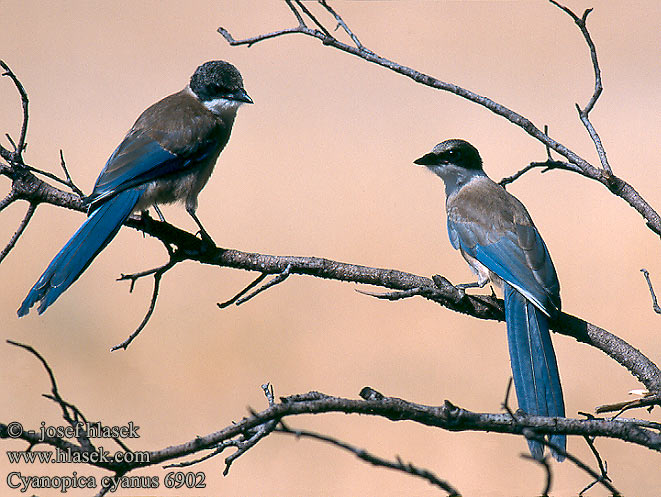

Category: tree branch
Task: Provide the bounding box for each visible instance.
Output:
[276,420,461,496]
[217,1,661,236]
[548,1,612,174]
[4,342,660,492]
[0,59,29,161]
[1,94,658,404]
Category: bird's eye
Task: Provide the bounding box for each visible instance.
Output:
[446,149,461,160]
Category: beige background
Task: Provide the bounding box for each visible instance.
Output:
[2,1,661,496]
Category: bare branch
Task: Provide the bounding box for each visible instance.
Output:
[218,22,308,49]
[319,0,372,53]
[0,191,17,213]
[217,1,661,237]
[0,60,29,160]
[146,387,661,466]
[548,1,611,174]
[5,343,661,494]
[0,202,35,264]
[595,391,661,415]
[522,429,622,496]
[218,272,268,308]
[521,453,551,497]
[499,160,571,188]
[285,0,306,27]
[219,263,292,307]
[641,268,661,314]
[6,340,95,451]
[579,434,612,495]
[1,133,658,390]
[355,287,423,301]
[277,420,461,496]
[58,150,85,197]
[111,258,180,351]
[294,0,333,38]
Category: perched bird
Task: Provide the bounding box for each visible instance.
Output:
[18,60,252,316]
[414,139,565,460]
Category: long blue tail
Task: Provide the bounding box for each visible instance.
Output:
[18,189,144,316]
[504,282,565,461]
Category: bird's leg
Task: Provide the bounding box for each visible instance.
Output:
[186,206,216,246]
[152,204,166,222]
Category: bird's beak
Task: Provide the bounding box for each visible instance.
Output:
[413,152,436,166]
[231,88,253,104]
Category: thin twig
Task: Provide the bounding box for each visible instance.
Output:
[4,133,17,152]
[579,435,611,496]
[277,420,461,496]
[111,259,179,351]
[521,453,551,497]
[285,0,307,27]
[229,263,292,306]
[319,0,372,53]
[294,0,333,39]
[355,287,423,301]
[164,383,279,475]
[0,202,35,264]
[0,191,16,213]
[7,340,95,450]
[0,60,29,159]
[595,392,661,416]
[218,272,268,308]
[522,429,622,496]
[548,1,612,174]
[218,1,661,236]
[499,160,570,187]
[544,125,553,161]
[59,150,84,197]
[641,268,661,314]
[15,162,85,194]
[222,384,278,475]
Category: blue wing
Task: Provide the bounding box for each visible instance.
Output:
[87,129,216,210]
[447,217,560,316]
[87,89,226,210]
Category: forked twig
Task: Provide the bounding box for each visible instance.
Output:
[0,59,29,159]
[112,258,180,351]
[521,429,622,496]
[164,383,279,475]
[220,264,292,307]
[217,0,661,237]
[218,272,268,308]
[579,434,612,495]
[499,160,570,187]
[549,1,611,174]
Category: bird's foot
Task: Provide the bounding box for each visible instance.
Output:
[197,228,216,251]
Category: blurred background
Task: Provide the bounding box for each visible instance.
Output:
[2,1,660,495]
